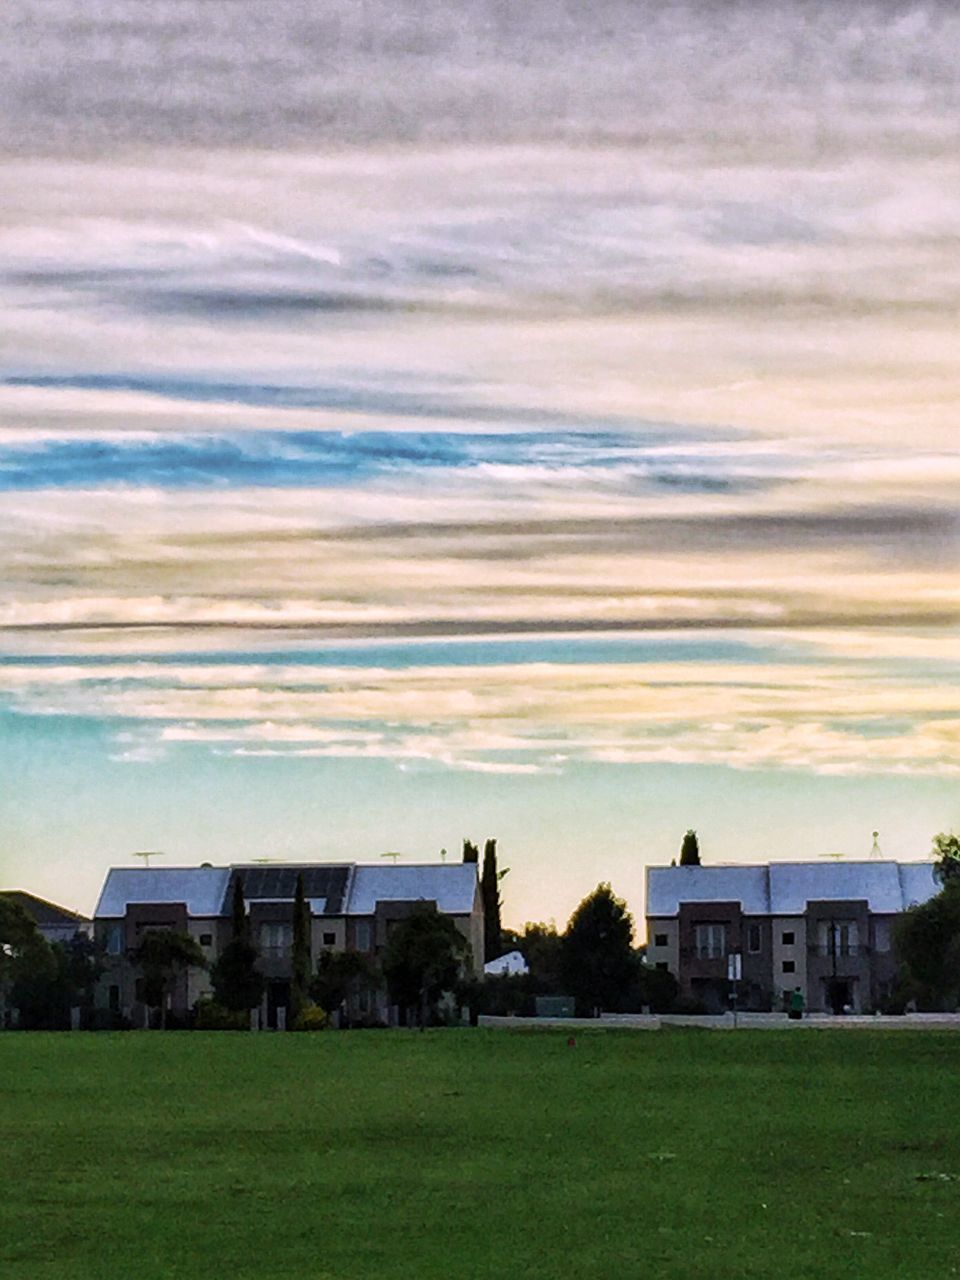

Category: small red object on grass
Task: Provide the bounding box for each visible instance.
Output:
[567,1036,576,1047]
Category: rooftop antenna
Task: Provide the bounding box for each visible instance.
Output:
[818,853,845,861]
[381,851,403,864]
[440,848,447,863]
[870,830,883,861]
[132,851,167,869]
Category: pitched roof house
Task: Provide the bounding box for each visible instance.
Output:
[0,890,90,944]
[646,861,940,1014]
[93,860,483,1027]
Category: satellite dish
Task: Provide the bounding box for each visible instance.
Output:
[132,851,166,869]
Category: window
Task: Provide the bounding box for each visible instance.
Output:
[781,931,795,946]
[259,923,293,956]
[654,933,668,947]
[106,924,123,955]
[655,962,668,972]
[108,985,120,1013]
[355,921,372,952]
[323,932,336,946]
[818,921,858,957]
[782,960,795,974]
[874,920,891,954]
[199,933,213,947]
[694,923,726,960]
[747,924,762,954]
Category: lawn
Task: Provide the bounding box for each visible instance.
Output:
[1,1028,958,1280]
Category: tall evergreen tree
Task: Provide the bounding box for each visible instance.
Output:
[290,872,311,1025]
[231,874,249,942]
[211,875,264,1015]
[462,840,479,864]
[481,838,502,963]
[679,829,701,866]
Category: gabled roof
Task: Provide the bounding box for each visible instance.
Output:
[646,861,940,918]
[95,867,232,919]
[769,861,905,914]
[0,890,88,926]
[646,865,771,917]
[346,863,479,916]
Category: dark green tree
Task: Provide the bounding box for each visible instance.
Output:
[933,832,960,885]
[481,838,502,963]
[561,883,637,1015]
[0,899,61,1027]
[211,876,264,1015]
[679,830,701,866]
[290,873,311,1025]
[895,880,960,1008]
[134,930,207,1029]
[382,903,469,1027]
[520,922,563,993]
[462,840,479,864]
[230,875,249,941]
[311,950,379,1022]
[0,897,40,1001]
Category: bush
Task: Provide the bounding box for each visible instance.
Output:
[292,1002,329,1031]
[194,999,250,1031]
[86,1008,133,1032]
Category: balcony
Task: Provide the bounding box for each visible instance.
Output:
[809,944,863,959]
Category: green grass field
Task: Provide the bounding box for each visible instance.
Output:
[2,1029,958,1280]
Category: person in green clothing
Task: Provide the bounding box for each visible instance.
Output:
[788,986,805,1021]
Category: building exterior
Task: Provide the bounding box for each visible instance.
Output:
[0,890,91,945]
[645,861,940,1014]
[93,861,483,1027]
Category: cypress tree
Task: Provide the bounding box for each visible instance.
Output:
[679,830,701,866]
[290,872,311,1025]
[462,840,479,864]
[481,838,502,964]
[231,875,248,942]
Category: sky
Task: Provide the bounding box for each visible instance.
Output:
[1,1,959,930]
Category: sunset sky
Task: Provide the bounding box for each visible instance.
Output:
[1,1,958,928]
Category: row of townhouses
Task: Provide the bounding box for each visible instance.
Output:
[4,857,942,1024]
[93,861,484,1027]
[645,861,939,1014]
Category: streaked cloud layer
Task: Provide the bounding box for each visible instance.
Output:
[1,1,958,917]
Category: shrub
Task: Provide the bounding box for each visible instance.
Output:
[292,1002,329,1031]
[194,999,249,1031]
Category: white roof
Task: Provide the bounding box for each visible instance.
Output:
[647,861,939,918]
[647,865,770,917]
[346,863,478,916]
[95,867,231,919]
[769,862,905,914]
[484,950,529,976]
[898,862,941,908]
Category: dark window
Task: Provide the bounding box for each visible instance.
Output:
[199,934,213,947]
[782,931,795,946]
[134,977,145,1001]
[747,924,762,954]
[654,933,668,947]
[108,985,120,1013]
[656,962,668,972]
[323,932,336,946]
[782,960,795,974]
